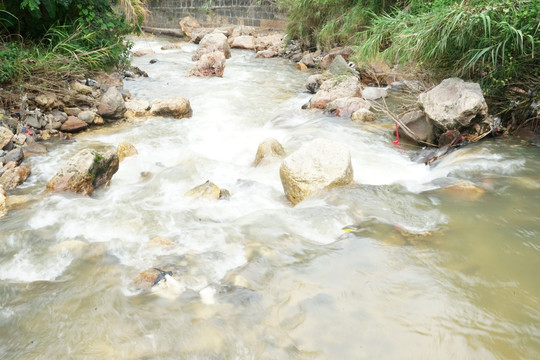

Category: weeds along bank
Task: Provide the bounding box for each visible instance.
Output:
[278,0,540,133]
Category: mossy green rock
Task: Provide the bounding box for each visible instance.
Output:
[47,147,119,195]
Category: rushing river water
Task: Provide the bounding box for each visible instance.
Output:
[1,36,539,359]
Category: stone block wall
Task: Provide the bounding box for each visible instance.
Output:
[145,0,286,29]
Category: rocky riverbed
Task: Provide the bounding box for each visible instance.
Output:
[1,27,539,359]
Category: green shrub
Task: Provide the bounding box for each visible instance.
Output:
[355,0,540,93]
[0,0,147,86]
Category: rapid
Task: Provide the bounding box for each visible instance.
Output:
[0,36,539,359]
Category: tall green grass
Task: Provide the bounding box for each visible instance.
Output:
[278,0,400,49]
[354,1,540,93]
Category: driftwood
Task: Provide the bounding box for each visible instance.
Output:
[141,26,185,38]
[368,98,438,147]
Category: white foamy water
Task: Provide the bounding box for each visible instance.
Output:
[0,36,539,360]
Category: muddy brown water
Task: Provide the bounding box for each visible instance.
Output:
[0,37,539,359]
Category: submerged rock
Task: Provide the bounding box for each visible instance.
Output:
[280,139,354,205]
[116,142,138,162]
[150,97,192,119]
[253,138,286,166]
[440,181,486,201]
[22,140,48,157]
[46,147,119,195]
[418,78,488,131]
[148,236,176,247]
[185,180,229,200]
[133,49,155,57]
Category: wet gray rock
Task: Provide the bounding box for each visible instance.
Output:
[25,116,41,129]
[77,111,96,124]
[97,87,126,120]
[329,55,354,76]
[321,47,354,70]
[253,138,286,166]
[4,148,24,165]
[398,110,436,145]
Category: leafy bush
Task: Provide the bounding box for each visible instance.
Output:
[0,0,147,86]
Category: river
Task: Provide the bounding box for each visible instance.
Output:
[0,36,539,359]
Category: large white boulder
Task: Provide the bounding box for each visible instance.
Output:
[192,33,231,61]
[279,139,354,205]
[418,78,488,131]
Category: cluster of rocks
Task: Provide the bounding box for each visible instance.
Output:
[0,65,195,217]
[301,52,493,149]
[399,77,492,147]
[176,16,290,78]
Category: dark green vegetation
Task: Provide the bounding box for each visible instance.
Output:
[279,0,540,130]
[0,0,147,90]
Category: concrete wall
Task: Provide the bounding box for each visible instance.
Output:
[145,0,286,29]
